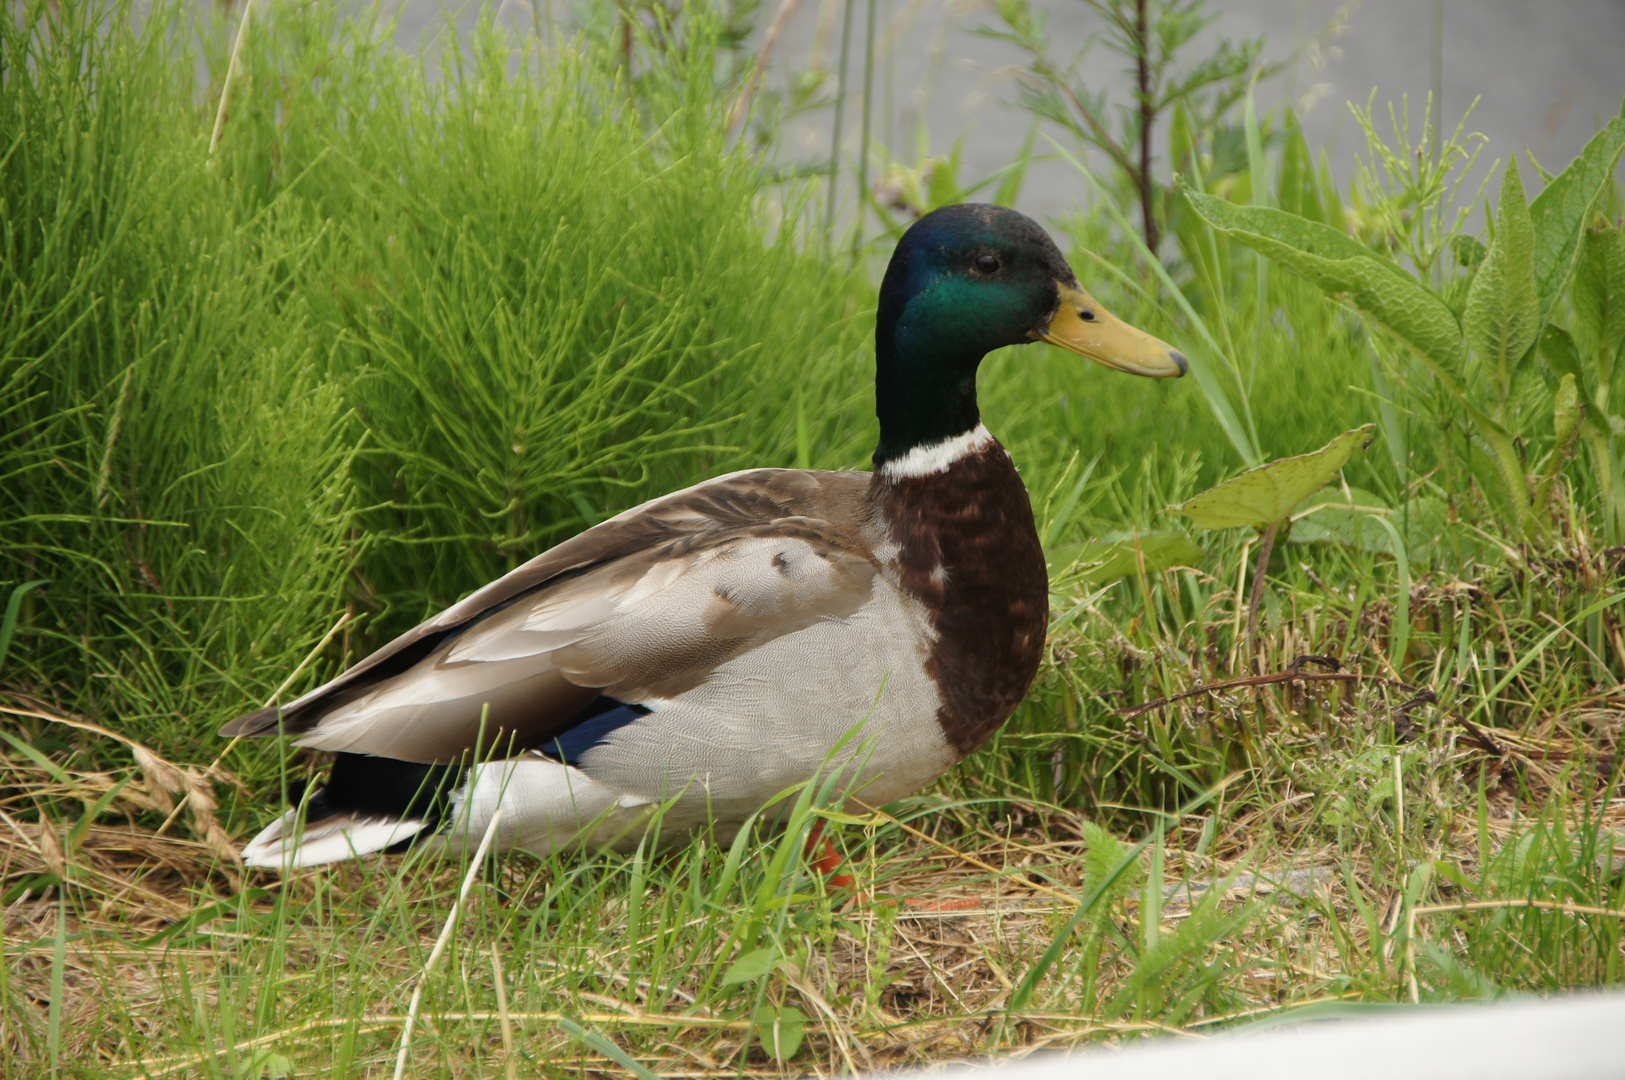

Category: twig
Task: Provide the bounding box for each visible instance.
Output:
[1388,687,1437,743]
[725,0,803,137]
[1115,668,1363,719]
[393,808,504,1080]
[1133,0,1158,254]
[209,0,258,156]
[1448,708,1507,758]
[1039,58,1136,180]
[1113,659,1508,758]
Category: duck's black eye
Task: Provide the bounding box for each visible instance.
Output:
[973,254,1000,274]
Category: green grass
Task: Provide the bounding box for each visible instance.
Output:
[1,0,879,785]
[2,0,1622,1076]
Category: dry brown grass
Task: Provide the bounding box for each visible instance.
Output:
[2,758,1619,1077]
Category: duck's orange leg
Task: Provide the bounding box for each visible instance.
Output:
[803,819,857,891]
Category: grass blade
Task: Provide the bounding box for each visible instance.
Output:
[0,580,47,678]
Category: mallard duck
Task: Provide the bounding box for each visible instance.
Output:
[224,203,1184,869]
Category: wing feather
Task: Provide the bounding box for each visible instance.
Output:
[223,470,879,763]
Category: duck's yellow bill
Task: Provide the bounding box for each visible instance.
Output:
[1037,282,1187,378]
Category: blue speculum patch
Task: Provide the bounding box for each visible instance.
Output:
[539,698,654,763]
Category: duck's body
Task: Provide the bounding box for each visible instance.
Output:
[226,204,1183,869]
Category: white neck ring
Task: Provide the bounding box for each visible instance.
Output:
[878,424,996,480]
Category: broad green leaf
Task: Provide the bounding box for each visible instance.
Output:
[1296,485,1389,514]
[1290,486,1394,555]
[1573,220,1625,386]
[1463,160,1541,379]
[1528,96,1625,318]
[1064,530,1206,583]
[0,728,73,785]
[1181,188,1463,378]
[1553,373,1582,449]
[1172,425,1376,530]
[1540,324,1585,386]
[721,947,781,986]
[1537,324,1609,437]
[1291,493,1483,567]
[1452,235,1488,269]
[754,1004,805,1060]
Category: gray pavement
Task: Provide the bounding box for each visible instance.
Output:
[378,0,1624,225]
[862,991,1625,1080]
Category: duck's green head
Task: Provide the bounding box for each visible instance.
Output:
[873,203,1184,465]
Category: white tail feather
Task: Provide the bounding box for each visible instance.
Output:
[240,810,429,869]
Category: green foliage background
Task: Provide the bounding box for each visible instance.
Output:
[2,0,885,771]
[6,0,1622,803]
[0,0,1385,765]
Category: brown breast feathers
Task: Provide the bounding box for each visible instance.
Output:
[871,441,1049,756]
